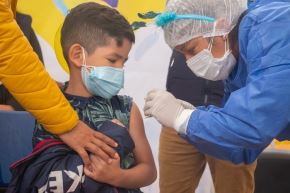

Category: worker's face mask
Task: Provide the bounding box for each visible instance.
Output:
[80,47,124,99]
[186,37,237,81]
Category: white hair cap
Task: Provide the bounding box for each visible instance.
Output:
[161,0,247,48]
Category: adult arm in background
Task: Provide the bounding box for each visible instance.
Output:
[0,0,117,167]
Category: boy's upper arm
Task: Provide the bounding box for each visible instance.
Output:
[128,102,154,165]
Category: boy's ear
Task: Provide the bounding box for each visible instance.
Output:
[68,44,83,68]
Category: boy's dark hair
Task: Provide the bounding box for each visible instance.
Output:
[61,2,135,62]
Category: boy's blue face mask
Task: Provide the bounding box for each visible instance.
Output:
[81,47,124,99]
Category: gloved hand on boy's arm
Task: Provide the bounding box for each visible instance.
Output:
[144,89,196,134]
[177,99,195,110]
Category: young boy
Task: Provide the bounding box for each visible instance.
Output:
[7,3,156,193]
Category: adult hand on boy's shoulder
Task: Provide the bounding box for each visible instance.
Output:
[59,120,118,169]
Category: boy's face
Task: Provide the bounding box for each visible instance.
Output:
[84,37,132,69]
